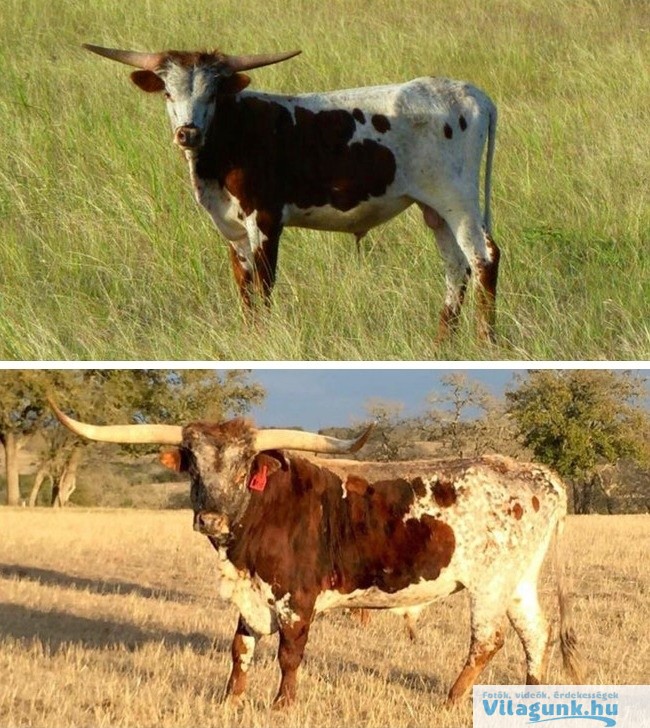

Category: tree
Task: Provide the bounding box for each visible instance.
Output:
[505,370,650,513]
[363,397,405,461]
[124,370,266,425]
[0,371,52,505]
[425,373,496,457]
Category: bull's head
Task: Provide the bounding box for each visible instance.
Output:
[83,44,300,152]
[50,400,371,538]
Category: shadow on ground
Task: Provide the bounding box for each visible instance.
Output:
[0,601,231,655]
[0,563,196,603]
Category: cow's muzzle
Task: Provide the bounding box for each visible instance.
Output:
[174,125,203,150]
[194,510,230,537]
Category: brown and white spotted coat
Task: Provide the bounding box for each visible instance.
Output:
[85,45,500,342]
[162,419,577,707]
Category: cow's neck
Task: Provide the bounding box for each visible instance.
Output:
[190,94,243,184]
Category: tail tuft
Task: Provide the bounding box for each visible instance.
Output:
[555,516,584,684]
[560,625,583,684]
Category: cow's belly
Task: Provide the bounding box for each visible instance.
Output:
[282,196,412,234]
[313,571,460,614]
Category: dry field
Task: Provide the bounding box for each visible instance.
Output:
[0,509,648,728]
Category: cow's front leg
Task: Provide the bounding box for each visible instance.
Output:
[225,616,259,703]
[273,616,311,708]
[228,244,254,308]
[229,236,281,309]
[240,212,281,306]
[253,235,281,305]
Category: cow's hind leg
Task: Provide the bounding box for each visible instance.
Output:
[507,583,550,685]
[507,547,552,684]
[447,596,505,704]
[438,207,500,342]
[225,616,260,703]
[421,205,471,342]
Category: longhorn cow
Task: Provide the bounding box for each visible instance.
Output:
[83,43,499,341]
[51,403,581,707]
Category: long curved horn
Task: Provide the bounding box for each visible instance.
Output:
[82,44,164,71]
[223,49,301,73]
[253,423,373,454]
[49,398,183,445]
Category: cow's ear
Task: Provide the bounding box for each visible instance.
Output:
[130,70,166,93]
[219,73,251,95]
[160,448,184,472]
[252,450,288,476]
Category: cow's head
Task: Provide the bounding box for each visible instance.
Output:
[83,44,300,152]
[50,400,371,538]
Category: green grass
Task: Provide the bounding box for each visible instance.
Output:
[1,0,648,360]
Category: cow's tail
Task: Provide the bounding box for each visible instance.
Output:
[553,513,583,684]
[483,102,497,236]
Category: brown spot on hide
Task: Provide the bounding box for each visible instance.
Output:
[195,96,397,236]
[371,114,391,133]
[433,479,457,507]
[532,495,540,512]
[459,114,467,131]
[328,479,455,593]
[352,108,365,124]
[411,477,427,497]
[511,502,523,520]
[345,475,370,496]
[444,123,453,139]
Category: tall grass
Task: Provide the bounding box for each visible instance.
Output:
[0,0,648,359]
[1,509,648,727]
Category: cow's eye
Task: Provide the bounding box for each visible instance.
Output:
[164,92,173,101]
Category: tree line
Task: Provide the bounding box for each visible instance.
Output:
[358,371,650,514]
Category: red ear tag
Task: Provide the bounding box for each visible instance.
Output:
[249,465,268,492]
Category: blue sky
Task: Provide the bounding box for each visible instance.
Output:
[245,368,650,430]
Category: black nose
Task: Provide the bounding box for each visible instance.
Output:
[175,125,203,149]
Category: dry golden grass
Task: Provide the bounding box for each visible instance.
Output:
[0,508,648,727]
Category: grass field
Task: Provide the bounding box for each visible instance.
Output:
[0,508,648,727]
[1,0,648,360]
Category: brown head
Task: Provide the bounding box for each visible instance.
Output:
[49,398,371,537]
[83,43,301,152]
